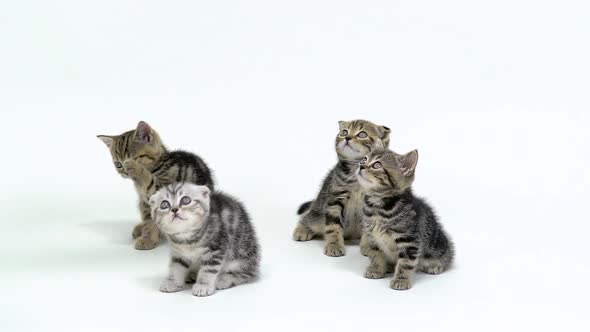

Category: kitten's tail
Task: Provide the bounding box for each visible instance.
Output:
[297,200,314,215]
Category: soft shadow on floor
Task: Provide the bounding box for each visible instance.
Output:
[80,220,136,245]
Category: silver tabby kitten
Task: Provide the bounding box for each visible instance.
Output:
[149,183,260,297]
[358,148,455,290]
[293,120,391,257]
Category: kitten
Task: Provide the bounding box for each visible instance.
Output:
[149,183,260,297]
[98,121,214,250]
[357,148,455,290]
[293,120,391,257]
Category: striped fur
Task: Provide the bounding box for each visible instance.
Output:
[293,120,391,257]
[150,184,260,297]
[98,121,214,250]
[358,149,455,290]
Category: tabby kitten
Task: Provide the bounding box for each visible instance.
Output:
[357,148,455,290]
[97,121,214,250]
[149,183,260,297]
[293,120,391,257]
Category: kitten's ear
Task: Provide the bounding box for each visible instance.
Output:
[338,120,349,128]
[397,150,418,177]
[148,194,158,207]
[377,125,391,148]
[199,186,211,200]
[135,121,153,143]
[97,135,114,148]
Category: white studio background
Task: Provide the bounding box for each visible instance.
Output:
[1,1,589,332]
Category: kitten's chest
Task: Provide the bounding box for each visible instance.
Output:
[343,184,364,226]
[365,216,403,257]
[171,243,206,263]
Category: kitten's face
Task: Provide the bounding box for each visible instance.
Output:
[149,184,211,235]
[335,120,391,161]
[357,149,418,193]
[97,121,165,178]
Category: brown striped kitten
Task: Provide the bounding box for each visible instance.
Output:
[358,149,454,290]
[97,121,214,250]
[293,120,391,257]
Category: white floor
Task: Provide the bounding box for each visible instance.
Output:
[1,1,590,331]
[2,188,589,331]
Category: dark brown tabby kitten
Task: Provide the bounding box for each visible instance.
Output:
[98,121,214,250]
[358,149,454,290]
[293,120,391,257]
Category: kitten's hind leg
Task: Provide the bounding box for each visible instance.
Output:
[293,209,323,241]
[419,258,447,275]
[216,271,256,290]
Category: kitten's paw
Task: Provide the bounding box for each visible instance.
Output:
[390,279,412,291]
[420,261,446,275]
[215,276,235,290]
[134,237,158,250]
[423,265,445,275]
[364,268,385,279]
[293,226,315,241]
[192,283,216,297]
[159,279,184,293]
[360,245,370,257]
[123,159,141,179]
[185,271,197,284]
[324,244,345,257]
[132,223,144,239]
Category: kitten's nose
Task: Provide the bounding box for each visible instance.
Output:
[171,208,178,213]
[345,137,351,142]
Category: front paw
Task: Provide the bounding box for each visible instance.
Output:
[390,279,412,291]
[192,283,216,297]
[293,226,315,241]
[160,279,184,293]
[364,267,385,279]
[324,243,345,257]
[134,237,158,250]
[132,223,144,239]
[123,159,142,179]
[360,245,370,257]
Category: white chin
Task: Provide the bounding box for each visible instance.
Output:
[339,146,364,160]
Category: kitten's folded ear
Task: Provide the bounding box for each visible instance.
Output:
[199,186,211,200]
[135,121,153,143]
[97,135,114,148]
[397,150,418,177]
[377,125,391,148]
[338,120,349,128]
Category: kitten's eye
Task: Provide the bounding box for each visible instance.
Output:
[160,201,170,210]
[372,162,382,169]
[360,157,368,164]
[114,161,123,168]
[340,129,349,136]
[357,131,368,138]
[180,196,192,206]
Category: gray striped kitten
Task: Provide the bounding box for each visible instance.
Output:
[358,149,454,290]
[293,120,391,257]
[149,183,260,297]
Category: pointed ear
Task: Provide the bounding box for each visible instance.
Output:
[97,135,114,148]
[397,150,418,176]
[135,121,153,143]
